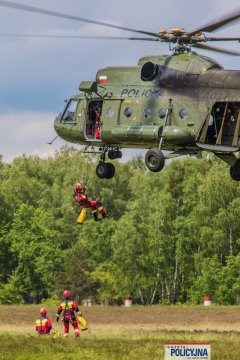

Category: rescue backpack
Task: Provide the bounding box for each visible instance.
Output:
[77,207,87,224]
[77,314,88,331]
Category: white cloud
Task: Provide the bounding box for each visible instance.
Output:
[0,111,67,162]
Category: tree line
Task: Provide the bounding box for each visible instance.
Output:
[0,147,239,305]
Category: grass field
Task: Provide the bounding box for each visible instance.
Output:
[0,305,239,359]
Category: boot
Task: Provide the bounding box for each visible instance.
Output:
[92,210,101,221]
[98,206,108,219]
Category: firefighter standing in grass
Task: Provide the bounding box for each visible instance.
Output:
[56,290,81,337]
[74,183,108,224]
[35,308,52,336]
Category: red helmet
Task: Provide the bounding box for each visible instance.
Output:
[63,290,70,299]
[74,183,82,190]
[74,183,86,194]
[74,183,84,192]
[40,307,47,316]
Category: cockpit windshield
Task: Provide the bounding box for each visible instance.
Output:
[61,99,78,123]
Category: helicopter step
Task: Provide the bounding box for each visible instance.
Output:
[196,143,239,153]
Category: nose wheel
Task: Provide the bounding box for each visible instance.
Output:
[96,162,115,179]
[96,146,121,179]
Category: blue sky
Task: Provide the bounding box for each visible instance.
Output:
[0,0,239,162]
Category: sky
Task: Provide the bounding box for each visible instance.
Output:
[0,0,239,163]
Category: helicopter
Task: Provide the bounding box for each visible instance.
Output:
[1,2,240,180]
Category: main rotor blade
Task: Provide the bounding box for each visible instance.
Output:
[0,32,160,41]
[193,42,240,56]
[206,36,240,42]
[189,8,240,34]
[0,0,159,38]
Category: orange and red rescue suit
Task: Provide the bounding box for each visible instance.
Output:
[95,111,102,139]
[75,190,108,223]
[56,299,81,337]
[35,316,52,335]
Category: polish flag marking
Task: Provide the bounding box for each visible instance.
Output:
[99,75,107,83]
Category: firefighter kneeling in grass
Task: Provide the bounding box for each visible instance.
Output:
[56,290,82,337]
[36,308,52,336]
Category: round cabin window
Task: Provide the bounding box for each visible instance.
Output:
[144,108,152,118]
[179,108,188,119]
[124,107,132,118]
[106,107,115,118]
[159,108,167,119]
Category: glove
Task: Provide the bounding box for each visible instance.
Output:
[56,314,59,322]
[77,311,82,316]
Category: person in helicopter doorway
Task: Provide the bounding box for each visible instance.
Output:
[35,308,52,336]
[56,290,81,337]
[74,183,108,224]
[94,105,102,139]
[222,108,234,136]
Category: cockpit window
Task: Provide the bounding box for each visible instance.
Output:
[62,99,78,122]
[55,111,63,124]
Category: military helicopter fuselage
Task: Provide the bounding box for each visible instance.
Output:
[54,51,240,180]
[0,2,239,179]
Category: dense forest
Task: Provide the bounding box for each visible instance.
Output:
[0,147,239,305]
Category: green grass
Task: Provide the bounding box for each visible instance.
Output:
[0,305,239,359]
[0,331,239,360]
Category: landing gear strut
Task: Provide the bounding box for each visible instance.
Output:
[230,160,240,181]
[145,148,165,172]
[96,147,122,179]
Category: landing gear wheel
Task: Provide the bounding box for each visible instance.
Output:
[96,162,115,179]
[108,150,115,160]
[96,162,109,179]
[108,149,122,160]
[230,161,240,181]
[105,163,115,179]
[145,148,165,172]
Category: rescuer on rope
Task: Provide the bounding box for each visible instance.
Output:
[74,183,108,224]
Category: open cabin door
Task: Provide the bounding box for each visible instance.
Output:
[85,99,103,141]
[84,99,123,143]
[197,102,240,152]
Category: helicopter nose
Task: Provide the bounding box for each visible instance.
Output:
[54,112,62,135]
